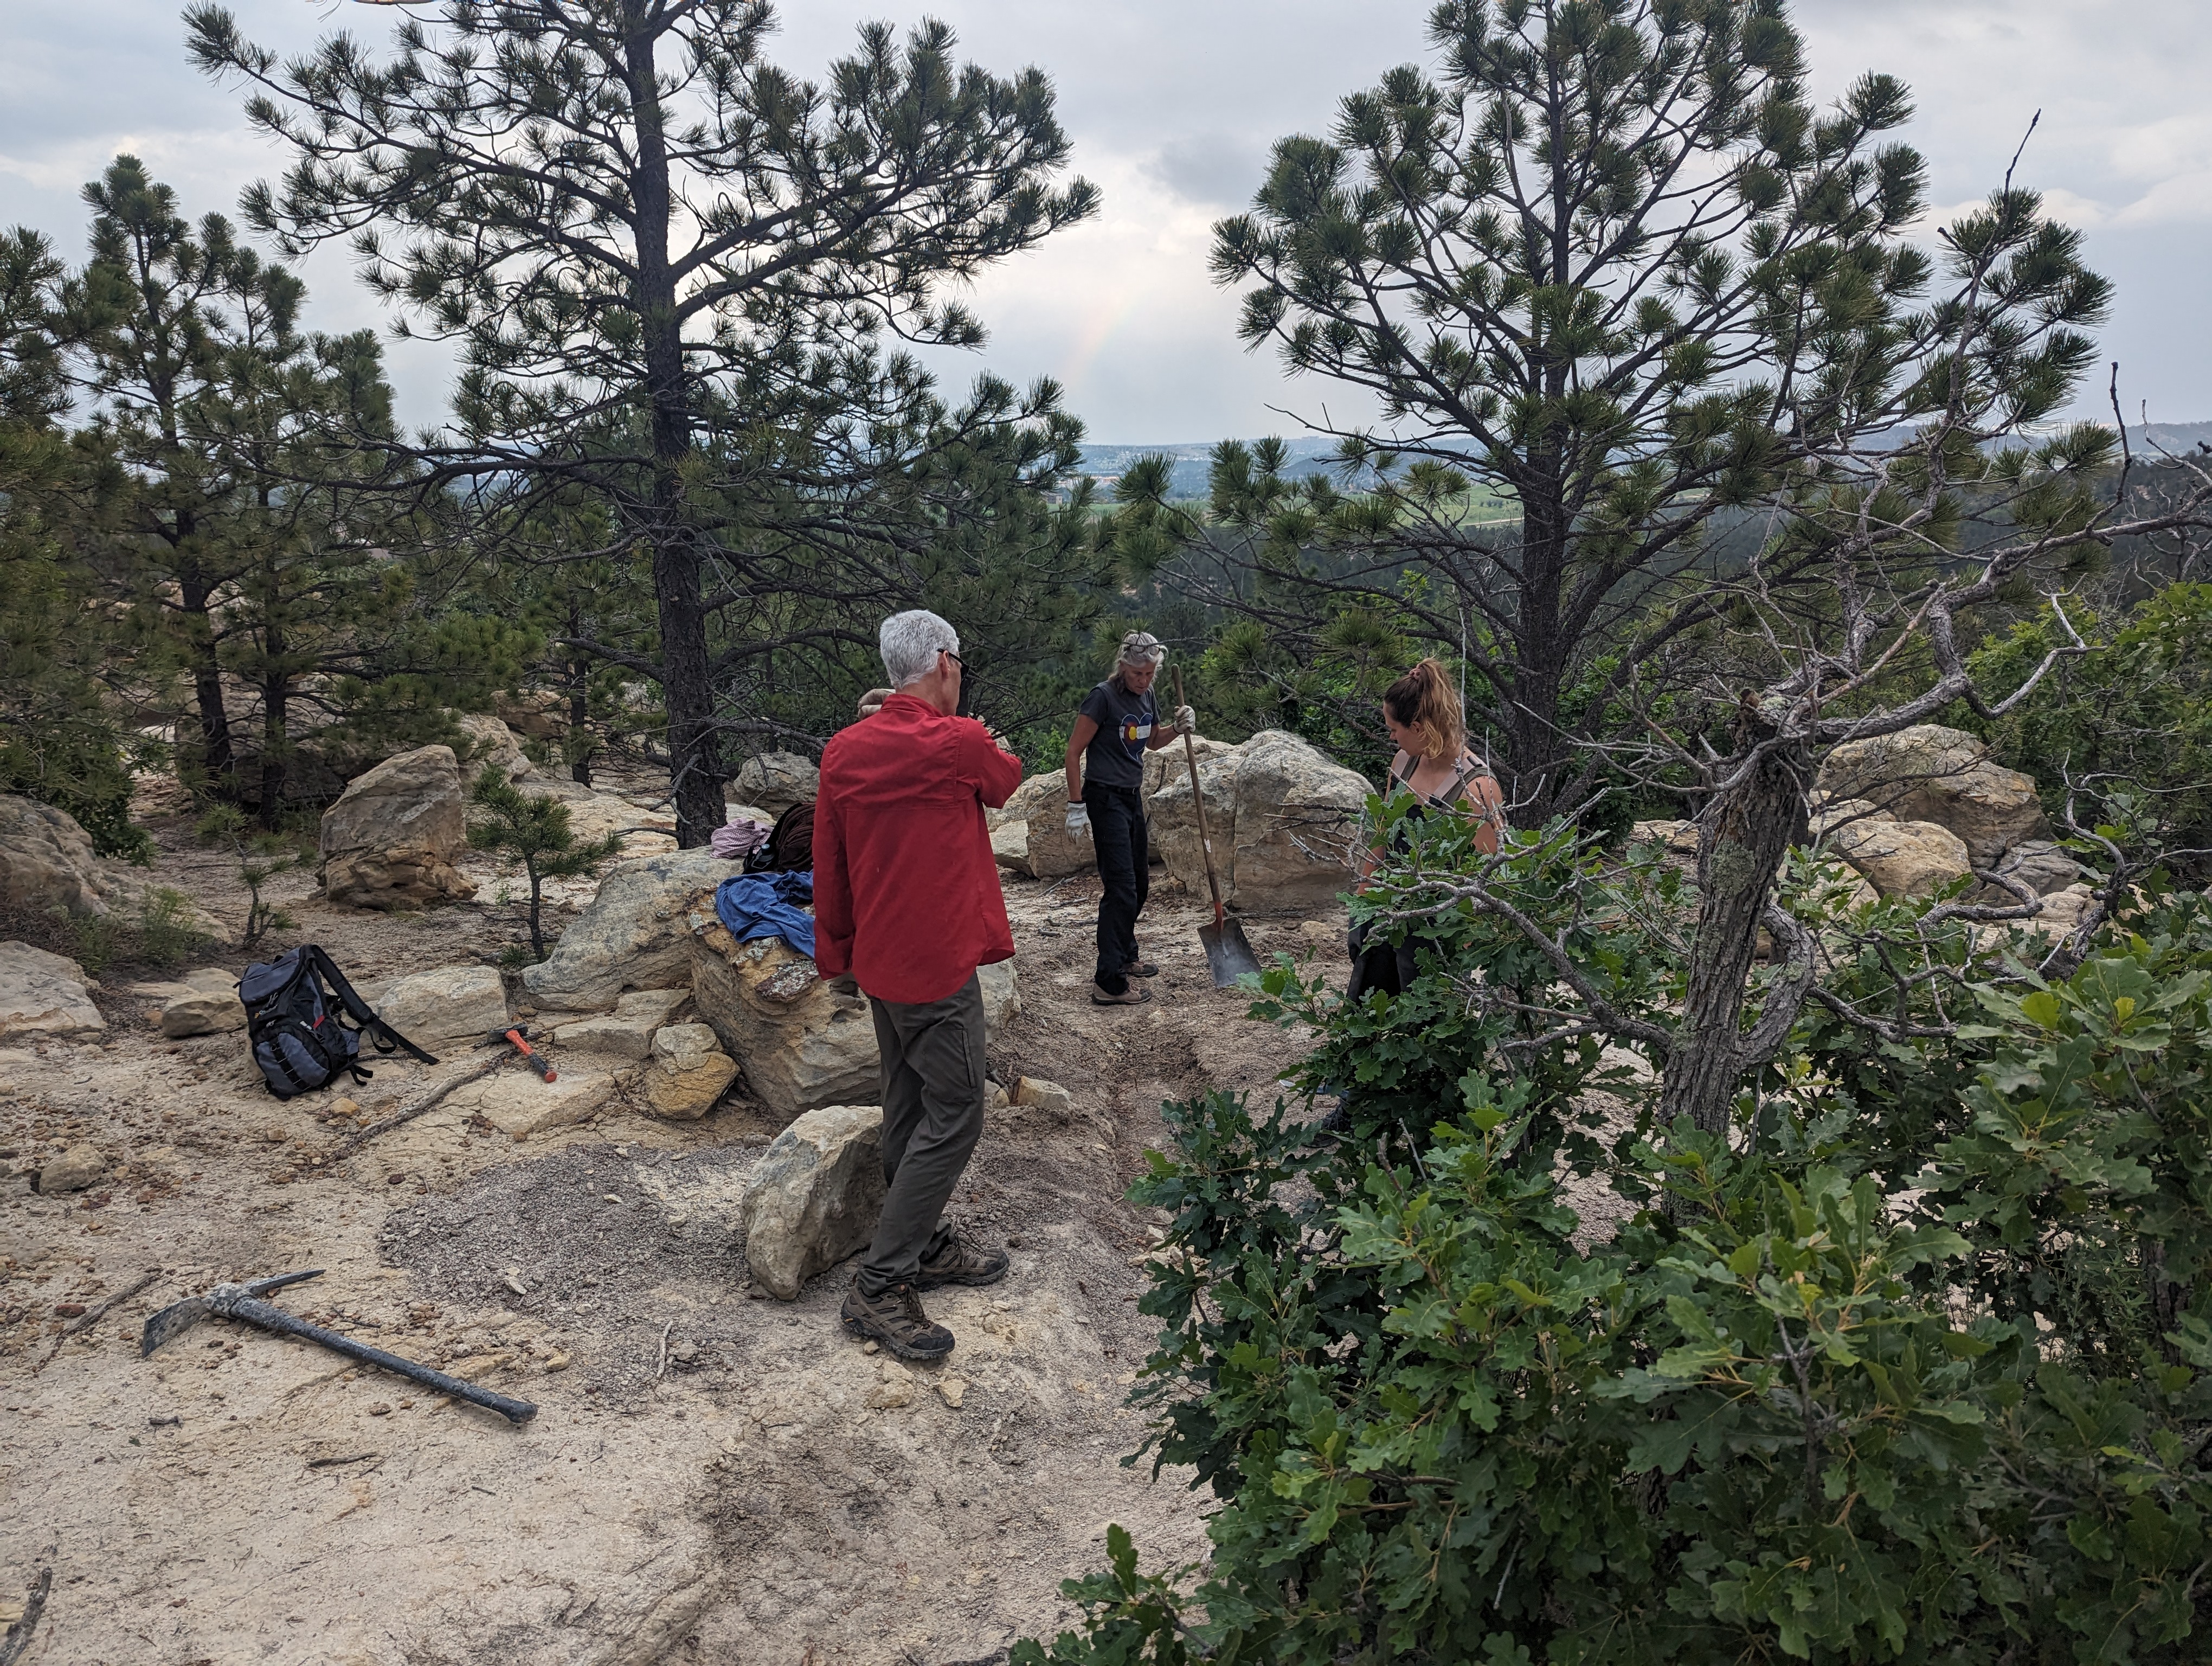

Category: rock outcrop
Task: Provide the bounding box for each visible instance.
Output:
[1001,772,1090,880]
[1153,731,1368,912]
[739,1104,886,1298]
[729,752,819,818]
[521,848,735,1012]
[0,794,230,943]
[550,988,690,1060]
[687,904,1020,1121]
[452,713,533,785]
[1817,725,2048,866]
[319,745,477,909]
[0,942,105,1040]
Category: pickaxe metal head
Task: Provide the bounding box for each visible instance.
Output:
[140,1268,324,1357]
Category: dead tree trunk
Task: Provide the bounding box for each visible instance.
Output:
[1661,699,1810,1138]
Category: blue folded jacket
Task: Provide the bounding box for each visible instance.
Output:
[713,871,816,961]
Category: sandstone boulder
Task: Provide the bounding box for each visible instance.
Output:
[642,1022,738,1119]
[1013,1076,1073,1116]
[0,794,109,917]
[0,794,230,943]
[320,745,477,909]
[157,969,245,1039]
[1817,725,2048,865]
[522,848,736,1012]
[366,964,509,1046]
[452,713,533,785]
[557,792,678,853]
[0,942,104,1041]
[688,907,1021,1122]
[1978,838,2083,901]
[1628,820,1701,855]
[1153,731,1368,912]
[729,752,819,818]
[493,690,568,740]
[686,924,880,1119]
[739,1104,886,1299]
[991,821,1028,872]
[1003,772,1090,879]
[1823,816,1972,899]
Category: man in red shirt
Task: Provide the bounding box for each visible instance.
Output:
[814,609,1026,1361]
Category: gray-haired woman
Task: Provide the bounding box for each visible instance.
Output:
[1063,631,1194,1005]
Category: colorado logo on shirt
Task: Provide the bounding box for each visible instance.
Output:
[1120,716,1153,757]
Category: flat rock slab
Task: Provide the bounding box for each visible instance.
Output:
[443,1067,618,1139]
[0,940,105,1040]
[523,848,737,1013]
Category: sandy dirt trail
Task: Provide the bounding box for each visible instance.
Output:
[1,823,1341,1665]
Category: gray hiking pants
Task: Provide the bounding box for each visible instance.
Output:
[856,971,987,1296]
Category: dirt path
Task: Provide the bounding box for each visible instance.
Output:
[0,832,1341,1665]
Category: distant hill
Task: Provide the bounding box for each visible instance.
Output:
[1080,421,2212,499]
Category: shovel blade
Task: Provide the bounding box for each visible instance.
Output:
[1199,917,1263,987]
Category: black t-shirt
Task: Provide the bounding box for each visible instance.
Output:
[1078,678,1156,790]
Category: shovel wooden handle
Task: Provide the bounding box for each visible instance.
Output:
[1172,668,1227,930]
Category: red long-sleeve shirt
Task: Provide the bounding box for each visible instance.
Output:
[812,693,1025,1004]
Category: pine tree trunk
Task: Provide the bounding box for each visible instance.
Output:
[623,3,722,849]
[528,864,546,962]
[259,675,288,832]
[1660,707,1808,1139]
[178,571,236,800]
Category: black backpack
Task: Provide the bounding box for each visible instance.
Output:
[239,945,438,1099]
[744,800,816,874]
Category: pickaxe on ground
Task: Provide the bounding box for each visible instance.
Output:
[140,1270,538,1424]
[481,1026,556,1082]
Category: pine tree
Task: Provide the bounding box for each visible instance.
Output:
[467,766,626,962]
[190,0,1098,844]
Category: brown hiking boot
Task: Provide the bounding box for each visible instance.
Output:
[1126,959,1160,978]
[916,1229,1010,1291]
[1092,980,1150,1005]
[840,1280,954,1362]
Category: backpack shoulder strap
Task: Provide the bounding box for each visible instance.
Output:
[306,945,440,1066]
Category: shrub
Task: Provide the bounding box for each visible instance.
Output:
[1020,862,2212,1662]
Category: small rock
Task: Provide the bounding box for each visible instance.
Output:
[544,1351,570,1372]
[1013,1076,1073,1116]
[984,1079,1011,1111]
[33,1142,105,1194]
[368,1402,393,1417]
[864,1378,914,1410]
[53,1301,86,1318]
[157,969,246,1039]
[643,1022,738,1119]
[937,1376,967,1410]
[861,1340,880,1355]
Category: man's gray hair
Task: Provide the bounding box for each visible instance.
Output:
[880,609,960,688]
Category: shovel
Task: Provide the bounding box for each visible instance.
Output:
[1173,668,1262,987]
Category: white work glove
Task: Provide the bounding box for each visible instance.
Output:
[1173,704,1197,736]
[857,687,893,719]
[1065,802,1090,836]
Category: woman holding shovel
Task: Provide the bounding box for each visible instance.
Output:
[1064,631,1195,1005]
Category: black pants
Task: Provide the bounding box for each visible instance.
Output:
[1085,780,1150,994]
[857,972,987,1296]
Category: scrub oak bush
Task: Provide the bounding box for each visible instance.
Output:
[1018,857,2212,1663]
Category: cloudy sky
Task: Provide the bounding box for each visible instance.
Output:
[4,1,2206,442]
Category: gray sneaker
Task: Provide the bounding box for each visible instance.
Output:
[1091,980,1150,1005]
[840,1280,954,1361]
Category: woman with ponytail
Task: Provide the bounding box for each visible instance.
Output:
[1348,656,1503,999]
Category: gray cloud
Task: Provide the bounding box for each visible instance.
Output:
[3,1,2206,439]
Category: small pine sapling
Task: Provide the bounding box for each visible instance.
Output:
[195,804,305,948]
[466,766,625,962]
